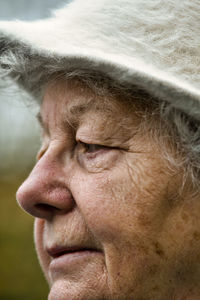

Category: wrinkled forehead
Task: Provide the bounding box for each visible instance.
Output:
[41,79,95,128]
[40,77,144,131]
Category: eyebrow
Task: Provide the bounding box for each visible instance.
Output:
[68,97,108,117]
[35,103,89,131]
[35,99,105,133]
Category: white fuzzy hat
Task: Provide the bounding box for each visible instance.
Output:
[0,0,199,119]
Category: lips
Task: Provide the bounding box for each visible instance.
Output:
[47,246,100,259]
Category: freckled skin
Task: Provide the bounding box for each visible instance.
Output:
[17,80,200,300]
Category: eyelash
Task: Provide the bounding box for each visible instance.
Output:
[77,141,108,154]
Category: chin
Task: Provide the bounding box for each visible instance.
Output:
[48,280,76,300]
[48,278,107,300]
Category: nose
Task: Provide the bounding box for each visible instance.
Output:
[16,149,75,220]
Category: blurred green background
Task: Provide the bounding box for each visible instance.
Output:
[0,97,47,300]
[0,1,71,299]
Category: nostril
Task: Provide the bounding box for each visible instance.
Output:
[35,203,59,213]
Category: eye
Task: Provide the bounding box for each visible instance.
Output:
[77,141,108,155]
[81,142,105,153]
[75,141,112,163]
[75,141,119,172]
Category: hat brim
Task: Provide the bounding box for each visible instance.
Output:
[0,19,200,120]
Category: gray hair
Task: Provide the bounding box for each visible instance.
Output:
[0,47,200,192]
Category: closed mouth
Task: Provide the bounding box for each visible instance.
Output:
[47,246,100,259]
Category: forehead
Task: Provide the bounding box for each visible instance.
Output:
[40,78,140,131]
[42,79,93,114]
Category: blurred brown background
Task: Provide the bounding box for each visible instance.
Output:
[0,1,71,299]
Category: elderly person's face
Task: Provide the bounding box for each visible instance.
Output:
[17,79,200,300]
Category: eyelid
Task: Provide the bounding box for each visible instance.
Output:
[76,133,125,151]
[77,137,123,150]
[36,148,46,161]
[77,140,110,149]
[36,140,49,161]
[37,130,50,159]
[80,142,107,152]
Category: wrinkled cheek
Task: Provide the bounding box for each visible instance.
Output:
[34,218,51,284]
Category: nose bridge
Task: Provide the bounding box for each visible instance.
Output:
[16,142,75,220]
[35,144,65,182]
[31,140,69,186]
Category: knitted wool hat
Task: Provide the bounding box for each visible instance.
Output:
[0,0,199,118]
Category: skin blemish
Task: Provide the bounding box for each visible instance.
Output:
[181,212,189,223]
[153,241,165,258]
[193,231,200,241]
[152,285,159,292]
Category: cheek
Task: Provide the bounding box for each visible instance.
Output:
[34,218,51,284]
[72,172,125,240]
[72,166,171,297]
[73,159,170,242]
